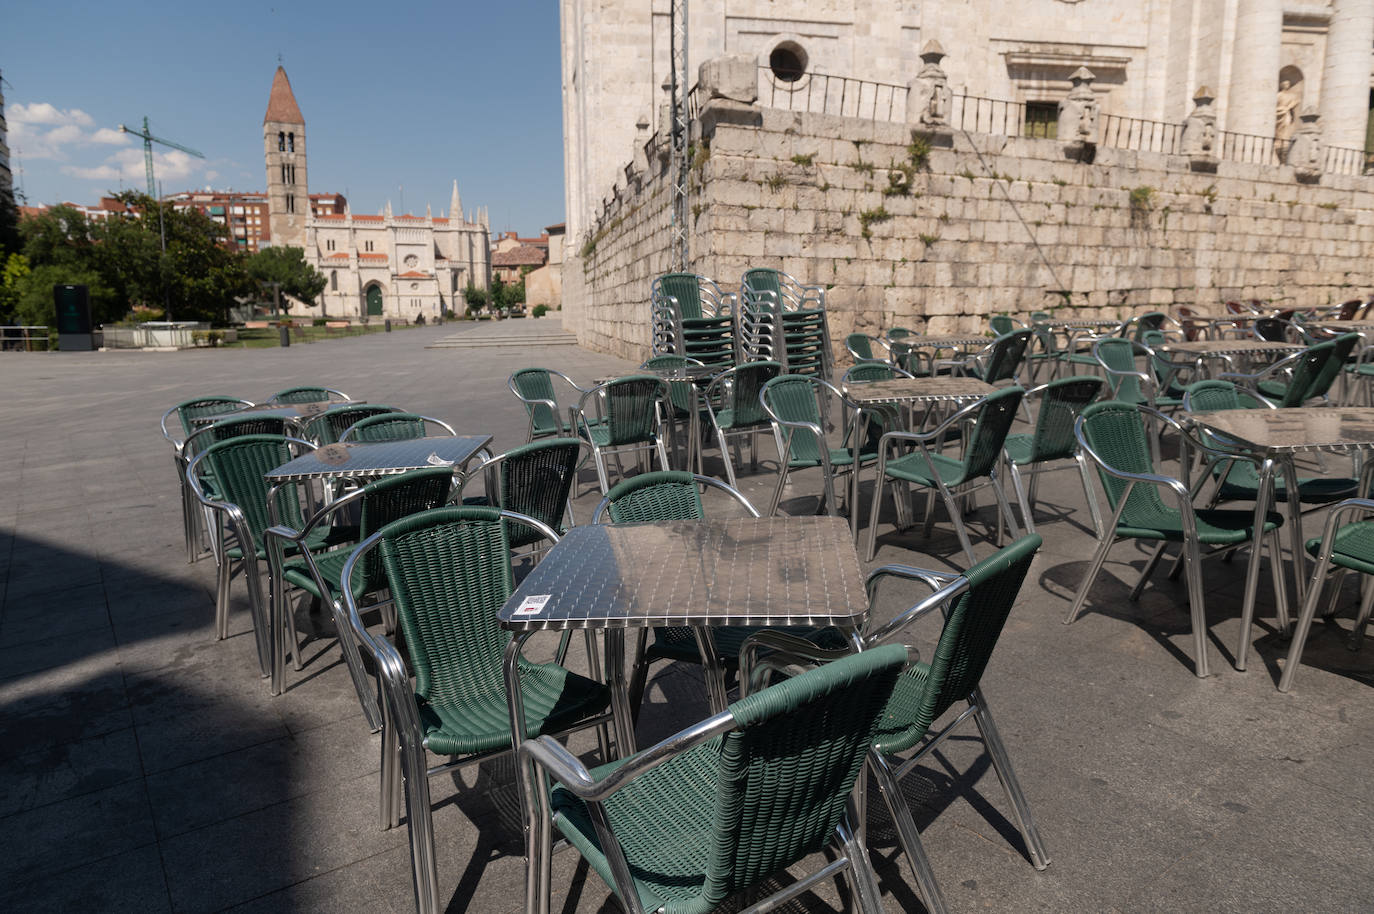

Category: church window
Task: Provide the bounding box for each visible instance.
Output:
[278,131,285,151]
[286,195,295,214]
[1023,102,1058,139]
[287,132,295,152]
[365,240,375,252]
[326,239,335,251]
[330,271,338,291]
[769,42,807,83]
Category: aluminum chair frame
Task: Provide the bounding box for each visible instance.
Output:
[456,437,589,558]
[1065,404,1290,678]
[161,396,255,563]
[1281,497,1374,692]
[573,375,672,494]
[268,385,352,404]
[865,387,1026,564]
[701,360,784,488]
[338,413,456,443]
[649,272,737,368]
[738,268,833,379]
[340,509,615,914]
[509,368,592,442]
[1003,377,1106,539]
[185,435,318,677]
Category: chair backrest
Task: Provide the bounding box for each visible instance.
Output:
[641,355,704,415]
[1272,338,1339,407]
[872,535,1041,744]
[185,414,293,458]
[601,470,707,522]
[343,413,451,442]
[1306,332,1360,401]
[349,467,457,593]
[1024,376,1104,462]
[1183,379,1262,413]
[989,314,1018,336]
[308,404,399,445]
[741,268,785,309]
[686,644,907,907]
[981,329,1033,383]
[760,374,826,465]
[477,438,584,548]
[710,360,782,429]
[373,506,516,707]
[1139,330,1181,391]
[1254,317,1297,343]
[654,272,706,320]
[166,396,252,441]
[1077,401,1173,525]
[887,326,914,340]
[197,435,307,547]
[1093,337,1148,404]
[845,333,877,362]
[510,368,564,436]
[956,386,1026,482]
[270,386,349,404]
[842,361,910,384]
[1131,311,1168,340]
[585,375,668,446]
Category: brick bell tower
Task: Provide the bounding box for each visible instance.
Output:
[263,66,307,248]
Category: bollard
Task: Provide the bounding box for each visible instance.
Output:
[279,325,290,347]
[385,319,392,332]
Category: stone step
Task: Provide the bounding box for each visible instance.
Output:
[425,332,577,349]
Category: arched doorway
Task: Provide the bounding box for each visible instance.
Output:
[364,284,384,317]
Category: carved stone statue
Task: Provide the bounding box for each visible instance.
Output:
[1181,86,1219,170]
[1057,67,1099,158]
[1286,106,1323,182]
[907,40,953,128]
[1275,78,1301,142]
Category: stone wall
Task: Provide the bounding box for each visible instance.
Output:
[564,101,1374,362]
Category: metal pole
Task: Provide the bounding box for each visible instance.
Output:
[158,180,172,324]
[669,0,690,272]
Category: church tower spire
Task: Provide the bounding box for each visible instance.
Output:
[450,180,462,223]
[263,66,308,248]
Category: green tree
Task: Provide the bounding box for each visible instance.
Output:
[12,262,110,327]
[0,252,30,322]
[462,282,490,314]
[491,276,525,310]
[245,246,327,314]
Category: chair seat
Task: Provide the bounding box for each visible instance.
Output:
[1117,507,1283,544]
[872,662,939,755]
[645,625,847,667]
[1305,521,1374,575]
[420,658,610,757]
[1215,464,1357,504]
[1256,379,1292,400]
[226,524,355,562]
[583,423,645,448]
[553,740,722,913]
[787,447,874,470]
[880,450,968,487]
[1003,434,1053,466]
[712,408,769,433]
[280,547,369,600]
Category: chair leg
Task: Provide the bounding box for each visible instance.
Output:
[716,428,739,489]
[971,690,1050,871]
[990,473,1021,542]
[593,448,610,495]
[1130,542,1169,601]
[836,803,885,914]
[1076,452,1105,539]
[1280,555,1332,692]
[938,483,978,565]
[627,629,651,723]
[215,547,233,640]
[1007,461,1036,536]
[1349,574,1374,650]
[867,753,950,914]
[865,473,885,562]
[1180,538,1212,678]
[1065,537,1116,624]
[767,464,790,517]
[399,734,441,914]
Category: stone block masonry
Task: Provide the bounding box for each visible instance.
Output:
[564,102,1374,362]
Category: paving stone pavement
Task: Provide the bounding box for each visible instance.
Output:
[1,323,1371,913]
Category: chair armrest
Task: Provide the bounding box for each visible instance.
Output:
[738,630,859,697]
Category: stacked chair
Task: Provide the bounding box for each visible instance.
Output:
[649,272,737,373]
[738,267,834,380]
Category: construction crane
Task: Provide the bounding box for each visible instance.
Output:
[118,116,204,198]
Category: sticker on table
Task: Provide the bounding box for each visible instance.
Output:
[297,402,327,417]
[316,443,351,466]
[513,594,552,617]
[426,451,455,466]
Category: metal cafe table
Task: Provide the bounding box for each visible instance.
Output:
[1159,339,1306,375]
[263,435,492,483]
[1185,408,1374,668]
[497,514,869,757]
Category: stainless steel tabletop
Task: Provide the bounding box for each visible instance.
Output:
[1187,408,1374,454]
[844,376,997,404]
[189,400,359,426]
[1160,340,1305,357]
[263,435,492,482]
[498,516,869,631]
[1036,318,1123,330]
[895,334,991,348]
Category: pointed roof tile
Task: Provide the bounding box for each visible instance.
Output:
[263,67,304,125]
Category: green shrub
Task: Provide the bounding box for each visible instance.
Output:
[532,304,549,318]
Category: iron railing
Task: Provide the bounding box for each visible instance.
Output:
[1099,114,1182,155]
[759,68,906,122]
[948,94,1025,136]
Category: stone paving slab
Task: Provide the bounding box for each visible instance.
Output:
[0,323,1371,913]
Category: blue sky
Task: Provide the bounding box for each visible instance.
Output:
[1,1,565,236]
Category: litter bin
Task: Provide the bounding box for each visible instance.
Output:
[279,325,290,347]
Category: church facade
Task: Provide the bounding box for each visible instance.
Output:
[262,66,491,321]
[560,0,1374,242]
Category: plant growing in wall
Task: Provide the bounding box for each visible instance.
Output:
[1128,185,1155,228]
[858,206,891,239]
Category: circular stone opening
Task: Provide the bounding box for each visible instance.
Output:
[769,42,808,83]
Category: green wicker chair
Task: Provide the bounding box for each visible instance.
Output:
[574,375,672,494]
[161,396,254,562]
[759,373,880,522]
[1218,334,1356,407]
[508,367,590,441]
[700,360,783,488]
[591,470,843,716]
[456,437,586,553]
[865,386,1025,564]
[988,313,1024,336]
[1066,401,1290,677]
[1280,497,1374,691]
[302,403,401,445]
[1183,380,1357,510]
[1092,337,1184,412]
[264,467,457,725]
[1003,376,1105,537]
[649,272,736,371]
[268,385,352,404]
[845,332,889,364]
[641,354,709,471]
[340,412,456,442]
[741,534,1050,914]
[186,435,346,676]
[520,643,910,914]
[339,506,614,914]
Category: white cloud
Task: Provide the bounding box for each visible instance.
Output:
[61,164,121,181]
[9,100,110,160]
[90,127,130,146]
[11,102,94,128]
[204,170,220,181]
